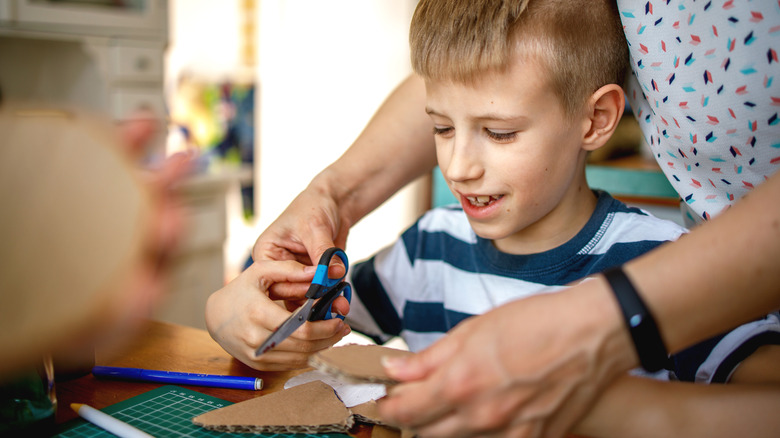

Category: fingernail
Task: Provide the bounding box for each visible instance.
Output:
[381,355,406,373]
[303,265,317,274]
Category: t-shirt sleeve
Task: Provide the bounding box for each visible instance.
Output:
[671,312,780,383]
[344,221,421,343]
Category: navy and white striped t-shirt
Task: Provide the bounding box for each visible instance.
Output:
[345,190,780,383]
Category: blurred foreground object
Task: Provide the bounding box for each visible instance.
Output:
[0,105,152,377]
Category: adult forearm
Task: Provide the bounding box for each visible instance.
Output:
[625,171,780,355]
[575,376,780,438]
[313,74,436,227]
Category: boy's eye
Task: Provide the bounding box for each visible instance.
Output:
[486,129,517,142]
[433,126,453,136]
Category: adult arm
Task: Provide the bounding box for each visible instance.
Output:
[575,376,780,438]
[251,73,435,280]
[379,171,780,437]
[205,74,435,370]
[577,341,780,438]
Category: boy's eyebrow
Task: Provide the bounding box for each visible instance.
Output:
[425,106,529,123]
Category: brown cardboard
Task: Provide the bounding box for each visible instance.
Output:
[310,344,414,385]
[351,400,389,426]
[192,380,355,434]
[371,424,403,438]
[0,106,150,375]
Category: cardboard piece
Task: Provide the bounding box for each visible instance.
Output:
[284,368,387,407]
[353,403,417,438]
[310,344,414,385]
[371,425,403,438]
[351,400,389,426]
[192,380,355,434]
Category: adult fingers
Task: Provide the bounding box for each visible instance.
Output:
[251,259,316,290]
[379,334,463,427]
[383,323,460,381]
[299,214,349,278]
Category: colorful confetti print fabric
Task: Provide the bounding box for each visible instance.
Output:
[618,0,780,223]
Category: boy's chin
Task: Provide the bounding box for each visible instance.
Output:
[467,220,510,242]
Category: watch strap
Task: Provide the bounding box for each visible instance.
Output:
[603,266,669,372]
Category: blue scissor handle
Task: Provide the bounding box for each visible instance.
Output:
[310,282,352,321]
[306,247,349,299]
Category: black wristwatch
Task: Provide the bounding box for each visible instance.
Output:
[603,266,669,372]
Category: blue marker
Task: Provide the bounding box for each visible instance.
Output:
[92,366,263,391]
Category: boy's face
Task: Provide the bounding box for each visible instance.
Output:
[425,58,595,254]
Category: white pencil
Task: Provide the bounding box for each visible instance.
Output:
[71,403,154,438]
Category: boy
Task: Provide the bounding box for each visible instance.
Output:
[347,0,682,352]
[346,0,780,401]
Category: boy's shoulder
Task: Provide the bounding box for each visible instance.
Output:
[597,191,688,240]
[409,205,475,241]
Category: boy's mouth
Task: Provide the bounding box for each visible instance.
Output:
[465,195,503,207]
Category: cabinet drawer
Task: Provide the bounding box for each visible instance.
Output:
[111,45,163,81]
[177,195,227,253]
[111,89,166,120]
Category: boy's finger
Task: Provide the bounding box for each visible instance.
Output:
[330,296,351,317]
[292,318,348,342]
[268,280,311,301]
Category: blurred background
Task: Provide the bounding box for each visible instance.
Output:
[0,0,676,331]
[0,0,427,329]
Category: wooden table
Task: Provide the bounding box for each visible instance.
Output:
[55,319,372,437]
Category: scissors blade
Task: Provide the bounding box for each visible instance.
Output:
[254,299,315,357]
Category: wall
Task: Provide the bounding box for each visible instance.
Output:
[167,0,424,271]
[257,0,424,262]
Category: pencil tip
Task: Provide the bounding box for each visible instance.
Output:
[70,403,83,412]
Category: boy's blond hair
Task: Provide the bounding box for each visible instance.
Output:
[410,0,628,118]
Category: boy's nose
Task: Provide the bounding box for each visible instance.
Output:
[442,139,483,183]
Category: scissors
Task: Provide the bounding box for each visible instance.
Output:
[255,247,352,357]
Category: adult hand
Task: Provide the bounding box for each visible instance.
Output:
[379,280,637,438]
[251,171,352,307]
[206,260,352,371]
[251,75,435,305]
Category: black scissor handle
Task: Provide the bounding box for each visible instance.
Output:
[305,247,349,299]
[309,282,352,321]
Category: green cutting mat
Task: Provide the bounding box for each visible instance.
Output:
[54,385,351,438]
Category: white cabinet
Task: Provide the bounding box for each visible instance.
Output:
[0,0,168,155]
[0,1,244,330]
[0,0,167,38]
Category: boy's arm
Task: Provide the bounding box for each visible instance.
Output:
[575,375,780,438]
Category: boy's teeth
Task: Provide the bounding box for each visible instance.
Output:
[465,195,501,207]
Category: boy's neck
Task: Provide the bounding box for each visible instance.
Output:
[491,184,599,255]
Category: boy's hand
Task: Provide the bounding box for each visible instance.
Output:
[205,260,352,371]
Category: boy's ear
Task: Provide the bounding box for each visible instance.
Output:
[581,83,625,152]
